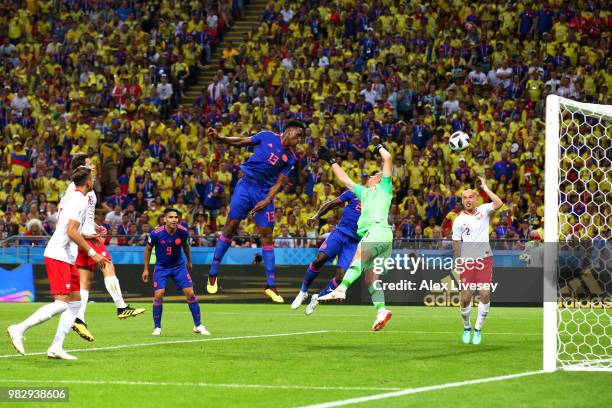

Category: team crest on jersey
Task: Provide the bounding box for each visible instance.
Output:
[282,154,288,162]
[101,251,107,256]
[476,212,483,220]
[175,238,182,245]
[66,283,71,289]
[160,240,165,244]
[88,197,94,205]
[268,143,273,147]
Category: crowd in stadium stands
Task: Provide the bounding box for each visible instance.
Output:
[0,0,609,248]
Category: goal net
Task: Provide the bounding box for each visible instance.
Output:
[544,95,611,372]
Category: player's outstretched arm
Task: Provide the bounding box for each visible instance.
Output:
[207,127,253,147]
[307,198,344,228]
[67,220,108,267]
[478,177,503,210]
[318,147,355,190]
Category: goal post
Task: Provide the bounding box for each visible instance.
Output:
[543,94,612,372]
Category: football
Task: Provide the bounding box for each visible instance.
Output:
[449,131,471,151]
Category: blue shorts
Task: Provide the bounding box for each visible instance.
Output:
[153,265,193,290]
[228,177,275,227]
[319,230,359,270]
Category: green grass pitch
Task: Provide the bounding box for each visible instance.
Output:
[1,303,610,407]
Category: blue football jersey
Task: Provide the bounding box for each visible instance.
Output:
[240,130,297,188]
[147,225,189,268]
[335,190,361,240]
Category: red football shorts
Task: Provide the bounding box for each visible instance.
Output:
[460,256,493,284]
[75,237,111,270]
[45,257,80,295]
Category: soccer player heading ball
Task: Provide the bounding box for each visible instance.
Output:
[452,178,503,345]
[317,135,394,331]
[205,121,306,303]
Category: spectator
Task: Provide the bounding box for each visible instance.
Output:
[275,225,294,248]
[493,152,518,182]
[105,205,124,227]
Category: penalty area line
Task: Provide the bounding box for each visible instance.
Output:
[0,330,328,359]
[300,370,547,408]
[0,379,401,392]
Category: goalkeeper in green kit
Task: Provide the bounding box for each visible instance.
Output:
[317,137,394,331]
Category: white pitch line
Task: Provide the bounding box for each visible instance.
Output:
[300,370,546,408]
[0,330,328,359]
[334,330,541,336]
[0,379,400,392]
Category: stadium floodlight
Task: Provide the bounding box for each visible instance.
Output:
[544,95,611,372]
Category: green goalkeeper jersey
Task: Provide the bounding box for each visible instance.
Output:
[352,175,393,237]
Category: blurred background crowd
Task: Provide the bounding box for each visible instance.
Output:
[0,0,609,248]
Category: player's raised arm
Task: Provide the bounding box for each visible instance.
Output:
[307,197,345,228]
[372,135,393,177]
[207,127,253,147]
[318,146,355,190]
[479,176,503,210]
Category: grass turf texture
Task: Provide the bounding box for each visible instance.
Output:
[1,303,610,407]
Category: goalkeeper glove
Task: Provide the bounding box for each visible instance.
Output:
[317,146,336,165]
[370,135,385,156]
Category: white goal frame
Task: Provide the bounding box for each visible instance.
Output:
[543,95,612,372]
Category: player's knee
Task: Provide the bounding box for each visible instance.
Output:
[479,291,490,304]
[312,253,328,269]
[154,290,165,300]
[223,219,239,236]
[102,262,116,277]
[79,270,93,288]
[460,290,473,307]
[260,231,274,245]
[335,268,346,280]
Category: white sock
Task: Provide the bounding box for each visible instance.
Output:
[16,301,68,332]
[460,305,472,329]
[475,302,490,330]
[76,290,89,322]
[51,301,81,350]
[104,276,127,309]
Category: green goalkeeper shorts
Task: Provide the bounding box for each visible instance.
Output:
[359,224,393,274]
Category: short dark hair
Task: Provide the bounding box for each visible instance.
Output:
[164,207,182,218]
[285,120,306,130]
[71,166,92,186]
[71,153,88,171]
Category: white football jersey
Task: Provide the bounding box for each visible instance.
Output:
[452,203,495,259]
[65,182,97,235]
[44,190,88,264]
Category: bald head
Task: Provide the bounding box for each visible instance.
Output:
[461,189,477,212]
